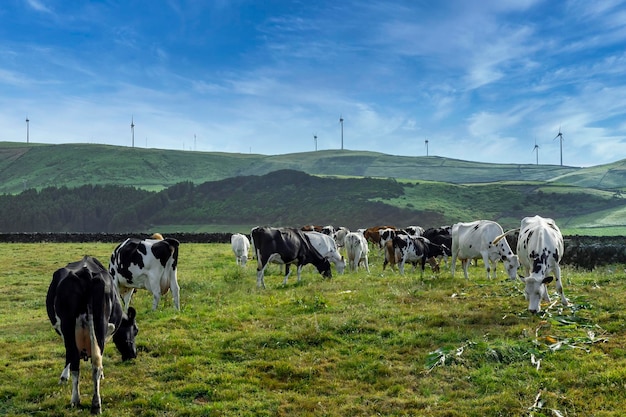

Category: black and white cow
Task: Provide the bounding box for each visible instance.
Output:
[46,256,138,414]
[496,215,567,313]
[388,234,444,275]
[451,220,519,280]
[251,226,332,288]
[109,237,180,311]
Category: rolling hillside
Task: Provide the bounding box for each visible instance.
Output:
[0,141,587,193]
[0,142,624,235]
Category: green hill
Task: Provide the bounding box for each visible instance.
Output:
[0,142,585,193]
[0,142,624,235]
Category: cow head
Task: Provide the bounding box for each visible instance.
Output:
[113,307,139,361]
[503,254,520,280]
[316,259,332,279]
[519,274,553,314]
[335,256,346,275]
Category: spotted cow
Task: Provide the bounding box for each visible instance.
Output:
[109,237,180,311]
[46,256,138,414]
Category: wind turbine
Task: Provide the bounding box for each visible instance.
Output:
[130,116,135,148]
[339,115,344,150]
[554,126,564,166]
[532,138,540,165]
[425,138,429,156]
[313,133,318,151]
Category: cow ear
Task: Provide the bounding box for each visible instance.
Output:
[542,276,554,284]
[127,307,137,321]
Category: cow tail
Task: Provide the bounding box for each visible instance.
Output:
[89,277,107,369]
[493,228,520,245]
[46,268,63,330]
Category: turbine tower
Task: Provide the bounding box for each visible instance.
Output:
[314,134,318,151]
[339,115,344,150]
[131,116,135,148]
[25,116,30,144]
[532,139,540,165]
[554,126,564,166]
[425,138,429,156]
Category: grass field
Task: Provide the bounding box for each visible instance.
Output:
[1,243,625,416]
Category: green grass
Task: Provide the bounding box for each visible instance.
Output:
[1,243,625,416]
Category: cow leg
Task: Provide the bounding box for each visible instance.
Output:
[481,253,491,279]
[151,290,162,311]
[282,265,293,285]
[256,269,266,289]
[461,259,470,280]
[88,309,104,414]
[59,317,81,407]
[450,251,458,277]
[398,258,405,275]
[295,265,304,283]
[553,265,568,305]
[70,370,81,408]
[362,254,370,273]
[170,276,181,310]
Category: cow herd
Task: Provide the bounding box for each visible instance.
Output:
[46,215,566,413]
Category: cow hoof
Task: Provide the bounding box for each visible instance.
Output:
[91,404,102,414]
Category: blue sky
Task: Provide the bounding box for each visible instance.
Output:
[1,0,626,167]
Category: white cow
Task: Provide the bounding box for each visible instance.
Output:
[344,232,370,273]
[451,220,519,280]
[304,231,346,274]
[333,226,350,250]
[231,233,251,266]
[497,215,567,313]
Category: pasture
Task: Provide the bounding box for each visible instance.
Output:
[1,242,625,416]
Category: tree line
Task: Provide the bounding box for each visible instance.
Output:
[0,171,432,233]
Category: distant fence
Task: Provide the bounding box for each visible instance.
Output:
[0,233,624,270]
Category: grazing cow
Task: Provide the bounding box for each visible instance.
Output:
[251,226,332,288]
[344,231,370,272]
[387,235,443,275]
[451,220,519,280]
[304,231,346,274]
[109,237,180,311]
[46,256,138,414]
[231,233,251,266]
[496,216,567,313]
